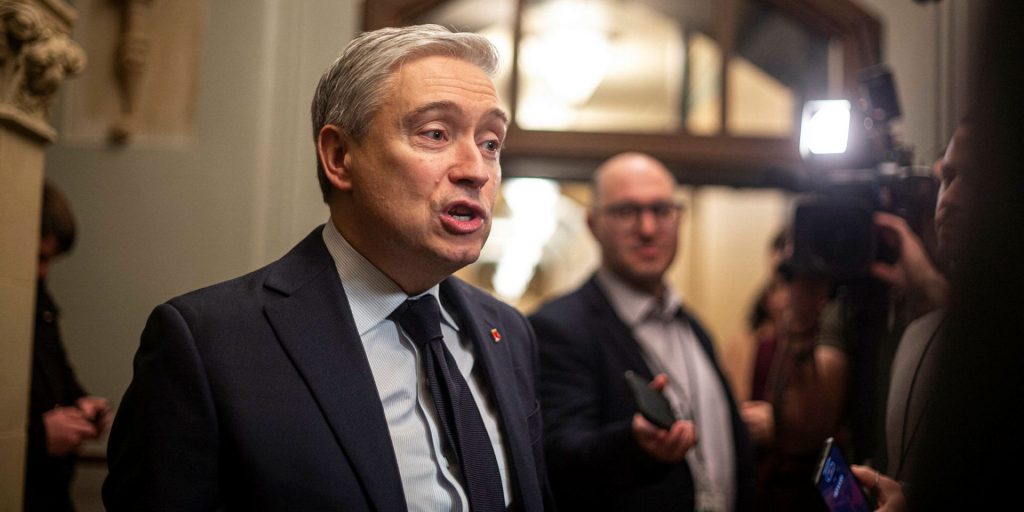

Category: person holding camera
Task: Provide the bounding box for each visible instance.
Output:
[849,121,970,511]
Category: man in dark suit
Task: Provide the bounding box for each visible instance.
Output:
[26,181,111,512]
[104,25,550,511]
[530,153,754,512]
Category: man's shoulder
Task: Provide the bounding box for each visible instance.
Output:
[900,308,947,345]
[445,276,522,319]
[530,276,600,322]
[167,266,272,312]
[164,227,330,318]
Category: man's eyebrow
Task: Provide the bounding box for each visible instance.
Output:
[488,107,510,127]
[403,101,459,126]
[402,101,509,128]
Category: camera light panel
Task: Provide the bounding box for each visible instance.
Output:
[800,100,851,157]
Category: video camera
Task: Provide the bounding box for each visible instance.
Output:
[790,66,938,281]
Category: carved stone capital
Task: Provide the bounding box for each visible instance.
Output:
[0,0,84,142]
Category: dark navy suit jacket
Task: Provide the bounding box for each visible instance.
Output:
[529,276,754,512]
[104,227,551,511]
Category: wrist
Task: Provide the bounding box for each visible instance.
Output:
[921,274,949,309]
[905,262,948,306]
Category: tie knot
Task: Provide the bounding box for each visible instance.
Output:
[391,295,444,349]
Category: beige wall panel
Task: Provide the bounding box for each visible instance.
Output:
[0,128,45,512]
[0,132,44,283]
[0,282,34,431]
[62,0,204,144]
[677,187,790,350]
[0,433,29,512]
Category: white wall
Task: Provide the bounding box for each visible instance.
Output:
[45,0,360,418]
[854,0,971,162]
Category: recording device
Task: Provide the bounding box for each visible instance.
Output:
[624,370,676,430]
[791,65,938,280]
[813,437,871,512]
[791,166,937,280]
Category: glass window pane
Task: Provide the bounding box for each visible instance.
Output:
[686,30,722,135]
[515,0,716,133]
[413,0,834,141]
[413,0,517,114]
[727,0,830,137]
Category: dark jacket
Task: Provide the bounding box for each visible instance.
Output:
[25,281,87,512]
[530,275,754,512]
[103,227,553,511]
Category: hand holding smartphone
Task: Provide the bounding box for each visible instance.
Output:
[813,437,871,512]
[624,370,676,430]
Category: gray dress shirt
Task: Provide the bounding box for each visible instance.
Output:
[596,269,736,512]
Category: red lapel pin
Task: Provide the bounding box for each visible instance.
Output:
[490,328,502,343]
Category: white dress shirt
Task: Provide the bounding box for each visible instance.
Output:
[322,221,511,511]
[596,269,736,512]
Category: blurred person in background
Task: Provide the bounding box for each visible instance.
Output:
[25,181,111,512]
[531,152,754,512]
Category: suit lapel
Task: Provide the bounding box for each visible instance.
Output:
[896,311,946,478]
[441,278,543,512]
[580,274,754,504]
[263,230,405,511]
[581,277,654,379]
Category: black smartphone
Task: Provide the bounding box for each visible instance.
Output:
[813,437,871,512]
[624,370,676,430]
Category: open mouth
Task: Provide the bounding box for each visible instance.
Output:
[441,201,487,234]
[448,204,477,222]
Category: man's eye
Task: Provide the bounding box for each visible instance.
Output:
[424,129,444,141]
[610,206,639,218]
[482,140,500,152]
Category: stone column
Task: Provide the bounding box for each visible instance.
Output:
[0,1,83,509]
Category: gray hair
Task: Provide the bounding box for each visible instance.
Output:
[310,24,500,201]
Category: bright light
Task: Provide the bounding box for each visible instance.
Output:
[800,100,851,156]
[491,178,560,301]
[517,0,613,129]
[520,29,610,106]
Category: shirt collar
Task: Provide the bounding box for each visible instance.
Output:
[595,268,683,326]
[321,220,459,335]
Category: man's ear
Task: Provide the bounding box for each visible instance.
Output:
[317,124,354,192]
[586,209,597,237]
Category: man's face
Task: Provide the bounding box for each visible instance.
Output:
[935,126,971,263]
[588,156,680,295]
[38,234,59,280]
[337,55,507,290]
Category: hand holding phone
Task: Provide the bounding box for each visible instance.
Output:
[624,370,676,430]
[813,437,871,512]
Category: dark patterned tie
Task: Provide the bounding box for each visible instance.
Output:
[391,295,505,511]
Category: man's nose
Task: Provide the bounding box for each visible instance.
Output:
[636,208,658,235]
[449,139,491,189]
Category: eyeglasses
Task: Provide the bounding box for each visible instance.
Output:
[599,201,683,227]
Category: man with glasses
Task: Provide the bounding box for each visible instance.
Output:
[530,152,753,512]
